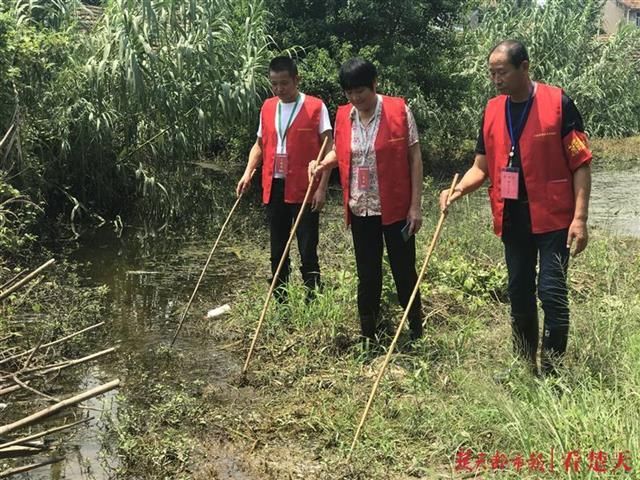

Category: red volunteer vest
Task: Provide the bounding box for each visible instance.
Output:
[334,95,411,225]
[260,95,323,204]
[484,83,590,236]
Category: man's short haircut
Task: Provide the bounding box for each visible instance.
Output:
[269,56,298,77]
[339,58,377,91]
[489,40,529,68]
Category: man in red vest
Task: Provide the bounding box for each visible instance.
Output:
[439,40,592,376]
[311,58,424,345]
[237,57,332,303]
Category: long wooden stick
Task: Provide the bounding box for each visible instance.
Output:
[0,457,64,477]
[171,170,256,347]
[0,379,119,436]
[0,417,91,450]
[0,259,55,301]
[0,321,105,366]
[242,137,329,374]
[348,174,459,457]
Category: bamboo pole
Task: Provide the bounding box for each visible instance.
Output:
[0,269,25,291]
[1,347,116,381]
[0,322,105,366]
[0,259,55,301]
[348,174,459,457]
[171,170,256,347]
[0,457,64,477]
[242,137,329,375]
[0,379,119,436]
[0,383,23,396]
[0,445,44,458]
[0,417,91,450]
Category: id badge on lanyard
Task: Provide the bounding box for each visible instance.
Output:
[274,153,288,177]
[357,166,370,190]
[500,165,519,199]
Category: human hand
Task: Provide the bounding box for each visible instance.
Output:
[567,218,588,257]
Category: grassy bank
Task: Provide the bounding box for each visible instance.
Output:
[108,176,640,479]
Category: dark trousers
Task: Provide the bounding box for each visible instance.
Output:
[266,179,320,299]
[351,215,422,340]
[502,200,570,373]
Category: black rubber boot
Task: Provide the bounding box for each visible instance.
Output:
[511,312,539,375]
[359,314,377,343]
[541,325,569,377]
[409,315,423,341]
[268,276,288,305]
[302,271,321,304]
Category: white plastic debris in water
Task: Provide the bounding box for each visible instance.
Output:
[206,304,231,319]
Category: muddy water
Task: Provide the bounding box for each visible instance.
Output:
[590,167,640,237]
[22,227,249,479]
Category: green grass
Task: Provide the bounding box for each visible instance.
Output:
[155,182,640,479]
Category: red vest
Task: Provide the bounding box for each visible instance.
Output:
[260,95,323,204]
[334,95,410,225]
[483,83,590,236]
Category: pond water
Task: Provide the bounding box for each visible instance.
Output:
[590,167,640,237]
[15,227,250,479]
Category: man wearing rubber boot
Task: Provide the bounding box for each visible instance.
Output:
[439,40,592,376]
[237,57,333,304]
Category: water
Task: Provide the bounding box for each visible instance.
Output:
[590,167,640,237]
[13,227,250,479]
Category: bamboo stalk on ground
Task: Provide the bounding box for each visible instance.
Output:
[0,259,55,301]
[171,170,256,347]
[0,445,45,458]
[348,174,459,457]
[0,269,25,292]
[0,417,91,450]
[0,321,105,366]
[0,383,23,396]
[0,379,119,436]
[0,347,116,382]
[242,137,329,375]
[0,457,64,478]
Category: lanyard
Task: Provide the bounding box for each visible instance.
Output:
[506,85,534,166]
[354,96,380,164]
[276,94,301,145]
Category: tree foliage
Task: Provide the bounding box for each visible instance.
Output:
[460,0,640,137]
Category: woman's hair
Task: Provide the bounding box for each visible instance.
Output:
[339,58,377,91]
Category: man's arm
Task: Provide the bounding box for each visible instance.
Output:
[567,163,591,256]
[439,153,489,211]
[236,137,262,196]
[311,130,334,212]
[406,142,423,235]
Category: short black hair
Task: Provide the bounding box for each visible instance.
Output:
[339,58,377,91]
[269,56,298,77]
[489,40,529,68]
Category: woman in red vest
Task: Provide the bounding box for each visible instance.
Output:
[439,41,592,377]
[237,57,333,303]
[311,58,424,345]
